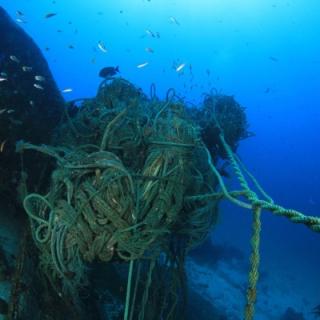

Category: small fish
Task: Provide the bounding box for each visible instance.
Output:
[35,75,45,82]
[145,47,154,53]
[145,29,155,38]
[264,87,270,93]
[269,56,278,62]
[7,109,15,114]
[16,10,24,16]
[29,100,35,107]
[16,18,26,23]
[97,41,108,53]
[68,44,75,49]
[0,77,8,82]
[0,72,7,77]
[9,55,20,63]
[45,13,57,19]
[0,140,7,153]
[169,16,180,25]
[137,62,149,68]
[99,66,119,78]
[61,88,73,93]
[176,63,186,72]
[0,109,7,115]
[22,66,32,72]
[33,83,44,90]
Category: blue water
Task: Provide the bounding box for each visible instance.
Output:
[1,0,319,318]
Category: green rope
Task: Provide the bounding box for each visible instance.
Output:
[233,153,273,203]
[138,259,156,320]
[100,107,127,150]
[204,145,251,209]
[124,260,134,320]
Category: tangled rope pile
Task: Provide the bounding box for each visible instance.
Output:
[17,79,220,298]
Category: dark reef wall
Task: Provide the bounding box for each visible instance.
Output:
[0,6,64,202]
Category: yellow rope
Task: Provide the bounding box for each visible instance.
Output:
[244,206,261,320]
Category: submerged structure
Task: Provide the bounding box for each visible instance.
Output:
[0,6,319,320]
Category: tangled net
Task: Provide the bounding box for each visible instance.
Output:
[17,79,223,297]
[190,93,253,160]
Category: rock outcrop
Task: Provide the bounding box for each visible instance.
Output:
[0,6,64,202]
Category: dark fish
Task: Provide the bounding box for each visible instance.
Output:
[45,13,57,19]
[269,56,278,62]
[264,87,270,93]
[99,66,119,78]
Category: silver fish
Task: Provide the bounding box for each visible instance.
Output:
[35,75,45,82]
[10,55,20,63]
[16,18,27,23]
[61,88,73,93]
[137,62,149,68]
[22,66,33,72]
[169,16,180,25]
[176,63,186,72]
[97,41,108,53]
[33,83,44,90]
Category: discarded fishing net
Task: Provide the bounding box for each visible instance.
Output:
[17,79,226,297]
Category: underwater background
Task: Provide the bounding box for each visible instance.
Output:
[0,0,319,319]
